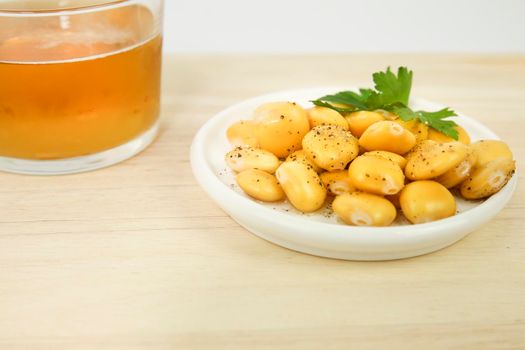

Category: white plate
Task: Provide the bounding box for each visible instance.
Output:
[190,88,517,261]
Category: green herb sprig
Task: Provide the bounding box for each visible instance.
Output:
[311,67,459,140]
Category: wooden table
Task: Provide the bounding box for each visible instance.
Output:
[1,55,524,349]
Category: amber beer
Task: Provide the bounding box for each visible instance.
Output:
[0,3,162,160]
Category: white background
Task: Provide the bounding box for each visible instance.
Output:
[163,0,525,53]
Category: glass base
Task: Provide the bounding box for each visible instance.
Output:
[0,121,159,175]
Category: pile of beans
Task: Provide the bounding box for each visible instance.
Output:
[225,102,516,226]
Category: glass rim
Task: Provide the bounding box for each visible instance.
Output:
[0,0,136,16]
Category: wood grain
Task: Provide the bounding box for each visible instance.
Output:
[1,54,524,349]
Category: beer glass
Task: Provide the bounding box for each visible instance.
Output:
[0,0,163,174]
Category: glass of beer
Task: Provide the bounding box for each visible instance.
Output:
[0,0,163,174]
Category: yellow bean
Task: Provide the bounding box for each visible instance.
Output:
[405,140,468,180]
[470,140,513,168]
[225,146,280,174]
[302,125,359,171]
[236,169,285,202]
[394,119,429,143]
[226,120,258,148]
[308,106,349,130]
[373,109,399,120]
[333,192,397,226]
[285,149,322,173]
[345,111,385,138]
[320,170,355,196]
[348,155,405,195]
[362,150,408,170]
[359,121,416,154]
[435,148,477,188]
[400,181,456,224]
[275,161,327,212]
[427,125,471,145]
[460,158,516,199]
[253,102,310,158]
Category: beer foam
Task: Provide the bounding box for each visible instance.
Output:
[0,3,158,64]
[0,31,159,64]
[39,26,135,48]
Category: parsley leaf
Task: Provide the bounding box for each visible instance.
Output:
[311,100,358,114]
[311,66,460,140]
[390,105,419,121]
[312,90,369,110]
[369,67,413,107]
[417,108,459,139]
[392,106,459,139]
[417,108,457,120]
